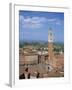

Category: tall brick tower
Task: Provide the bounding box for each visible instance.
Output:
[48,28,54,66]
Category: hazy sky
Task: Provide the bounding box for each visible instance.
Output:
[19,10,64,42]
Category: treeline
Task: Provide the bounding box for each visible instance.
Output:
[53,43,64,52]
[19,41,48,48]
[19,41,64,52]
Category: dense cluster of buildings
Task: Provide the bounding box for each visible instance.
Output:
[19,29,64,79]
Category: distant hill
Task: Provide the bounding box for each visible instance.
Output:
[19,39,64,48]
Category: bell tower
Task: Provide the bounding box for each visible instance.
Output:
[48,27,54,65]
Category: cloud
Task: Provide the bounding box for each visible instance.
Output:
[19,15,46,29]
[56,22,61,25]
[19,15,63,29]
[47,18,63,26]
[55,20,63,25]
[47,19,56,22]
